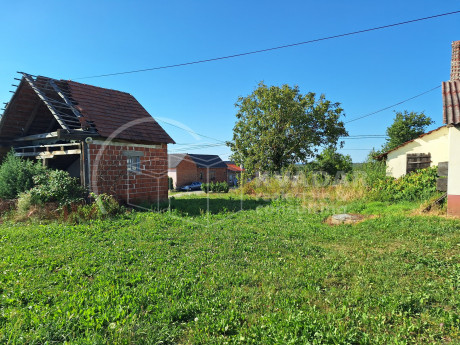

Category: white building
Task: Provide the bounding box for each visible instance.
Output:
[378,40,460,216]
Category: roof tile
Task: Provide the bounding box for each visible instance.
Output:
[443,80,460,125]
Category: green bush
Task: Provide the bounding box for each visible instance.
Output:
[168,177,174,190]
[370,166,438,202]
[29,170,85,206]
[0,152,46,199]
[201,183,210,193]
[92,193,124,217]
[219,181,230,193]
[201,181,229,193]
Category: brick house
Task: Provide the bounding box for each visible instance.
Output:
[168,153,227,189]
[224,161,244,186]
[0,73,174,204]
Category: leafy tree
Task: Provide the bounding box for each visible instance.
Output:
[227,82,347,174]
[310,146,352,176]
[381,111,434,153]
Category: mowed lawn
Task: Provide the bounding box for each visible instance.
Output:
[0,195,459,344]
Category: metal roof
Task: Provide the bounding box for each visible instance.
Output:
[443,80,460,125]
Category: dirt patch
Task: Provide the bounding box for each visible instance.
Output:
[172,191,205,198]
[0,199,16,215]
[324,213,369,225]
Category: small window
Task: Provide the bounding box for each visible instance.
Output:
[406,153,431,174]
[199,172,203,180]
[210,170,216,180]
[127,156,141,173]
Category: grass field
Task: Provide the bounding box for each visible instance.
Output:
[1,194,459,344]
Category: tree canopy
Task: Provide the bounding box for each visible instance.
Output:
[381,110,434,153]
[310,146,352,176]
[227,82,348,174]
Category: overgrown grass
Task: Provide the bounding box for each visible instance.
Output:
[0,194,459,344]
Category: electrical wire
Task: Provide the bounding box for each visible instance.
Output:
[155,118,227,144]
[345,85,441,123]
[75,10,460,80]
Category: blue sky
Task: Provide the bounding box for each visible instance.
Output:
[1,1,459,162]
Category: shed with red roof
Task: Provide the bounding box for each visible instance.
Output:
[0,72,174,205]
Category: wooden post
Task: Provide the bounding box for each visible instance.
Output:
[436,162,448,192]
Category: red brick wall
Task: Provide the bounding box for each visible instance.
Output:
[197,167,227,184]
[87,142,168,204]
[175,157,198,188]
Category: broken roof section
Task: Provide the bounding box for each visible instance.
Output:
[0,73,175,144]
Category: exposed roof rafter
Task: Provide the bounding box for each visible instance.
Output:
[20,72,83,131]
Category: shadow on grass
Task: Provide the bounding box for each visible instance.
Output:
[169,197,271,216]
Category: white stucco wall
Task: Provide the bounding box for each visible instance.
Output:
[447,126,460,195]
[168,169,177,188]
[385,126,449,178]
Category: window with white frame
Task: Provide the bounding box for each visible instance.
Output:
[127,156,141,173]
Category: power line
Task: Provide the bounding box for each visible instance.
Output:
[340,148,374,151]
[345,85,441,123]
[155,118,227,143]
[342,136,387,139]
[75,10,460,80]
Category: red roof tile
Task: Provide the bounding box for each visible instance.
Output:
[443,80,460,125]
[66,80,174,143]
[226,163,244,172]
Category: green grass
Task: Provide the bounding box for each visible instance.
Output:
[0,195,459,344]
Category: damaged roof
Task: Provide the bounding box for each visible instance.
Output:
[0,73,175,144]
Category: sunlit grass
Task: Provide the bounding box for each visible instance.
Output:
[0,195,459,344]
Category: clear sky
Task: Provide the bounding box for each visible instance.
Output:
[1,1,459,162]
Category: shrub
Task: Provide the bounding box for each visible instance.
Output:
[201,183,210,193]
[29,170,85,206]
[219,181,230,193]
[201,182,229,193]
[0,151,47,199]
[92,193,124,217]
[369,166,438,202]
[168,177,174,190]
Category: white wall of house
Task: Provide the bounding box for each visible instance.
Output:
[168,168,177,188]
[386,126,449,178]
[448,126,460,195]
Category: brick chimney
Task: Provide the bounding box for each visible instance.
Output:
[451,40,460,81]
